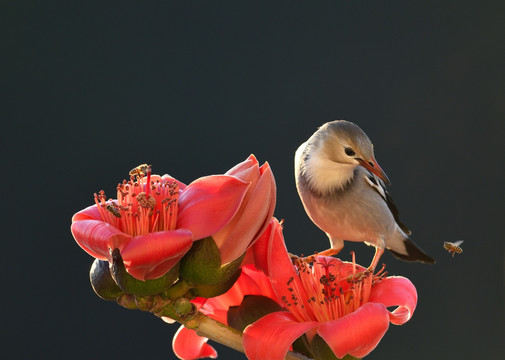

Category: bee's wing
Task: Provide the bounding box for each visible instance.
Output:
[453,240,464,246]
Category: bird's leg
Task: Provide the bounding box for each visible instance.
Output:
[368,247,384,272]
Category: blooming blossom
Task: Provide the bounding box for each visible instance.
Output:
[71,164,251,280]
[243,218,418,360]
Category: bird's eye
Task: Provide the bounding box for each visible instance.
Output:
[344,147,355,156]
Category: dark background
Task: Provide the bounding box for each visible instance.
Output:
[3,1,504,359]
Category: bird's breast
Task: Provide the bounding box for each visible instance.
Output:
[299,178,397,245]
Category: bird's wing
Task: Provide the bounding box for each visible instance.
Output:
[364,173,412,235]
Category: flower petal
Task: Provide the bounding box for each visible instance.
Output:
[119,229,193,280]
[172,326,217,360]
[265,220,313,320]
[317,302,390,359]
[72,204,102,222]
[225,154,259,178]
[71,219,130,260]
[214,163,276,264]
[243,311,318,360]
[201,265,278,324]
[368,276,417,325]
[177,175,249,240]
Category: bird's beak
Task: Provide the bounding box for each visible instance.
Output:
[357,158,391,185]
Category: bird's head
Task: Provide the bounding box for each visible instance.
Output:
[318,120,391,185]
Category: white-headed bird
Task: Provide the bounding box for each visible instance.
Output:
[295,120,435,269]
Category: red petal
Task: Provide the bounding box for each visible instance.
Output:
[243,312,318,360]
[368,276,417,325]
[214,164,276,264]
[177,175,249,241]
[71,219,130,260]
[317,302,390,359]
[225,155,259,178]
[265,220,314,321]
[202,265,278,322]
[172,326,217,360]
[119,229,193,280]
[71,204,102,222]
[251,218,278,275]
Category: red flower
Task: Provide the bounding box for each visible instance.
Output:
[171,265,279,360]
[212,155,276,265]
[71,162,256,280]
[243,218,418,360]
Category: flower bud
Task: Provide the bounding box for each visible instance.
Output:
[173,298,193,317]
[89,258,124,301]
[179,237,244,287]
[110,248,180,296]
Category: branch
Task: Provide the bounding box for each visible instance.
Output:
[130,295,312,360]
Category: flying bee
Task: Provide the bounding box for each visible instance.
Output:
[443,240,463,257]
[106,203,121,218]
[129,164,151,178]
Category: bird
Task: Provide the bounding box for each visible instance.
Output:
[295,120,435,269]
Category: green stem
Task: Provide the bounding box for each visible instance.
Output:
[123,295,312,359]
[177,312,312,360]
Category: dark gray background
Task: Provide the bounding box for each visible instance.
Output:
[3,1,504,359]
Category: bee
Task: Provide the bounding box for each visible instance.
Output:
[129,164,151,178]
[106,203,121,218]
[443,240,463,257]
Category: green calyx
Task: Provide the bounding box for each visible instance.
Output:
[110,249,180,297]
[179,236,244,287]
[227,295,284,332]
[311,335,361,360]
[89,258,124,301]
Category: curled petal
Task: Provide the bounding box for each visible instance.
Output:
[72,204,102,222]
[317,302,390,359]
[177,175,249,240]
[225,154,259,178]
[71,219,130,260]
[368,276,417,325]
[243,311,318,360]
[120,229,193,280]
[172,326,217,360]
[214,163,276,264]
[266,221,311,315]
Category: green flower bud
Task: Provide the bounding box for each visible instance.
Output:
[173,298,193,317]
[110,249,180,297]
[179,237,244,287]
[89,259,124,301]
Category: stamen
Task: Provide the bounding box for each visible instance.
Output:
[286,254,385,323]
[94,165,180,237]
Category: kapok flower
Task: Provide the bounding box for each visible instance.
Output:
[212,154,276,265]
[171,264,279,360]
[71,165,250,280]
[244,218,418,360]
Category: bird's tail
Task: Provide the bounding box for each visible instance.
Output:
[388,238,436,264]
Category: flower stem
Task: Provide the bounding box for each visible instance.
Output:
[180,312,312,360]
[129,295,312,360]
